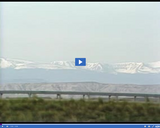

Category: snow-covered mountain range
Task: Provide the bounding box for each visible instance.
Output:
[1,58,160,84]
[1,58,160,74]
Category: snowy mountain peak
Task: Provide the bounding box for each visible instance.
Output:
[52,61,75,68]
[0,58,13,68]
[85,63,104,71]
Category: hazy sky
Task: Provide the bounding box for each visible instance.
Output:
[1,2,160,63]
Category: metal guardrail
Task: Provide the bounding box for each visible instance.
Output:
[0,90,160,96]
[0,91,160,101]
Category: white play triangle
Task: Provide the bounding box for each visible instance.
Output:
[79,60,82,64]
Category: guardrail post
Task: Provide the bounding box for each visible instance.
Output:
[83,94,85,99]
[109,95,111,101]
[57,94,62,99]
[134,96,137,101]
[0,93,3,99]
[56,94,59,99]
[145,96,149,102]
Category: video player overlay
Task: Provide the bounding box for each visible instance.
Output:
[0,124,160,128]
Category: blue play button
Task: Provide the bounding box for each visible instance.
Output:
[75,58,86,66]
